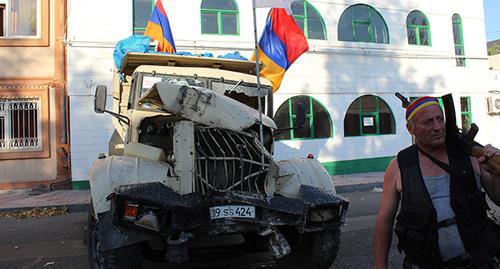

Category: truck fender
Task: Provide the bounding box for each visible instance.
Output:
[88,155,176,215]
[276,158,335,199]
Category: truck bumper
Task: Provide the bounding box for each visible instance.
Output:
[95,182,348,253]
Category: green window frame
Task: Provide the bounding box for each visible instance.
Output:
[344,95,395,137]
[460,96,472,131]
[274,95,333,141]
[452,14,466,66]
[338,4,389,44]
[406,10,431,46]
[133,0,155,35]
[291,0,327,40]
[200,0,239,35]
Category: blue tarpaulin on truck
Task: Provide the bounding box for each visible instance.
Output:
[114,35,151,70]
[114,35,250,71]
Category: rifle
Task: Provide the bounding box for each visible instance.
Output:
[395,92,500,175]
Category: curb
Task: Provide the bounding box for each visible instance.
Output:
[336,182,383,194]
[0,203,89,213]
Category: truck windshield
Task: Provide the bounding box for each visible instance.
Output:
[136,73,269,111]
[211,81,268,97]
[139,75,206,98]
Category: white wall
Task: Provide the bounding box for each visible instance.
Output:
[66,0,497,181]
[67,0,132,181]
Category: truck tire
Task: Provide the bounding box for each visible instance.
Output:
[276,227,341,269]
[87,205,143,269]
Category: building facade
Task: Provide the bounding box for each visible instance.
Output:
[0,0,70,189]
[66,0,499,188]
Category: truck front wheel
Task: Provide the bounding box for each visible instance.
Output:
[276,227,341,269]
[87,206,143,269]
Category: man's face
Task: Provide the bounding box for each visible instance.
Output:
[407,105,446,148]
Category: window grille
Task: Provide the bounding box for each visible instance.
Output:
[0,97,42,152]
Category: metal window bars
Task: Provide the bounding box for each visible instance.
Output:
[0,97,42,152]
[194,126,271,196]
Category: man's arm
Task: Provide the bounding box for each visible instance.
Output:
[374,159,401,269]
[477,144,500,206]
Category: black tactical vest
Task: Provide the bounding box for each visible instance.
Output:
[395,143,500,268]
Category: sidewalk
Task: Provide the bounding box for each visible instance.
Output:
[333,172,384,193]
[0,189,91,212]
[0,172,384,212]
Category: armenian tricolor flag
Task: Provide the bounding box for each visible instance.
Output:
[144,0,176,53]
[253,8,308,92]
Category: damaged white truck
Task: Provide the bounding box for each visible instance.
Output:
[87,53,349,269]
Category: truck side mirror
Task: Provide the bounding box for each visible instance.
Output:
[94,85,107,114]
[295,102,306,128]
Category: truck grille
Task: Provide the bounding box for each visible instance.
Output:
[194,127,271,195]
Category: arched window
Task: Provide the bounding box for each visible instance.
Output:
[274,95,333,140]
[407,10,431,46]
[291,0,327,40]
[452,14,465,66]
[338,4,389,44]
[200,0,239,35]
[344,95,395,136]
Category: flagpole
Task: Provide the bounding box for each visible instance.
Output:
[252,3,266,161]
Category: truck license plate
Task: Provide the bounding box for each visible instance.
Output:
[209,205,255,219]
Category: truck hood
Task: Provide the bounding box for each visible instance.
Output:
[139,82,277,131]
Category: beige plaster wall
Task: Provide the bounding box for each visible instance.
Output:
[0,87,58,183]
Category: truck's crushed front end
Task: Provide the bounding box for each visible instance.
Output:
[88,53,348,269]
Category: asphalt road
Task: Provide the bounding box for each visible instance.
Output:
[0,191,391,269]
[2,191,496,269]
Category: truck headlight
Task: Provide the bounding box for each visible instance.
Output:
[135,211,161,232]
[308,208,336,222]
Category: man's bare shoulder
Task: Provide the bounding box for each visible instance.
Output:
[384,158,399,179]
[384,158,402,193]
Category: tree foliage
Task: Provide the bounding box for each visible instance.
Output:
[488,45,500,56]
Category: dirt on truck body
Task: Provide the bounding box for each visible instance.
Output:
[87,52,349,269]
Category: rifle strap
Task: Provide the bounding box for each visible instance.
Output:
[416,146,467,180]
